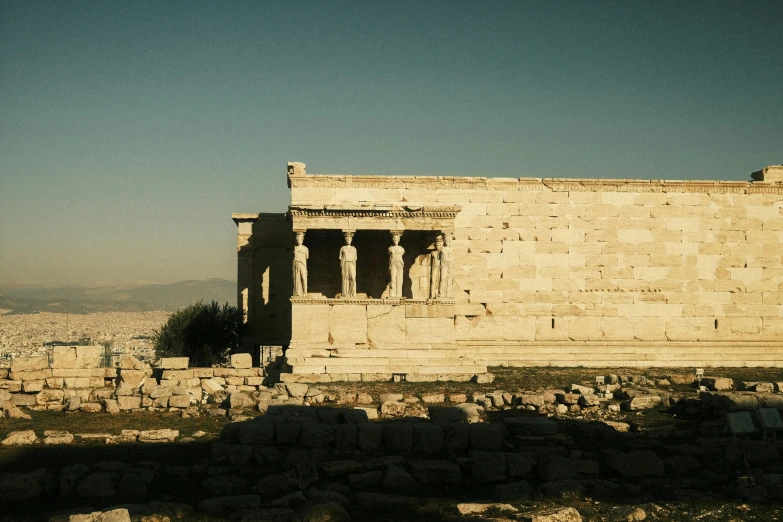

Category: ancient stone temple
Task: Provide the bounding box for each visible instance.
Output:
[233,163,783,383]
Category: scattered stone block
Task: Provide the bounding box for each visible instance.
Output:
[285,383,309,398]
[354,406,378,420]
[64,377,92,389]
[538,457,599,481]
[300,423,335,448]
[664,455,701,474]
[503,417,558,435]
[80,402,103,413]
[475,373,495,384]
[383,464,416,493]
[0,400,31,419]
[0,380,22,392]
[607,506,646,522]
[0,469,48,502]
[570,384,594,394]
[412,423,444,454]
[230,353,252,368]
[470,450,507,482]
[602,420,630,432]
[118,369,147,389]
[201,378,225,395]
[10,356,49,373]
[9,394,35,407]
[117,396,142,410]
[702,377,733,391]
[253,469,299,500]
[168,395,191,408]
[421,393,445,404]
[741,381,775,393]
[622,395,662,411]
[518,506,583,522]
[36,388,64,405]
[506,453,533,477]
[455,403,484,423]
[607,450,665,478]
[383,423,413,453]
[117,355,146,370]
[159,357,189,370]
[358,424,383,452]
[457,503,518,515]
[138,429,178,443]
[517,393,545,408]
[381,400,406,416]
[356,392,373,404]
[578,394,600,407]
[229,391,254,409]
[409,460,461,484]
[1,430,38,445]
[22,380,44,393]
[469,423,505,450]
[77,472,117,498]
[44,430,74,445]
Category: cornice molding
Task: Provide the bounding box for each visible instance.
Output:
[288,205,461,219]
[288,174,783,194]
[291,297,456,305]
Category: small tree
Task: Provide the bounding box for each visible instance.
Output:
[154,300,246,367]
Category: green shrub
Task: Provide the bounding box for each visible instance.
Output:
[153,300,246,367]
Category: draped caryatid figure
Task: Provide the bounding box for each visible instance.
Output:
[388,231,404,298]
[429,234,443,299]
[292,231,308,296]
[339,231,357,297]
[439,234,454,298]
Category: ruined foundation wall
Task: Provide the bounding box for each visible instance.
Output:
[286,173,783,370]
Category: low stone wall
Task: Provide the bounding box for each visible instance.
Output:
[0,352,269,417]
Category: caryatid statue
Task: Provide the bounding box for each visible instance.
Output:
[292,231,309,297]
[388,231,404,298]
[339,231,357,297]
[439,233,454,298]
[429,234,443,299]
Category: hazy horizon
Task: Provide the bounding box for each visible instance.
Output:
[2,1,781,287]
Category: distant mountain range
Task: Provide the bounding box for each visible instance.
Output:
[0,279,237,314]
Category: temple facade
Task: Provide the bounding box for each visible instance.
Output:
[234,163,783,383]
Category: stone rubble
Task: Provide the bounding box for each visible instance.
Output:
[2,365,783,520]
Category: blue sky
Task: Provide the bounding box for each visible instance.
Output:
[1,1,781,287]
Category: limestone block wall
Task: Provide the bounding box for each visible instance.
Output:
[0,351,268,415]
[285,170,783,369]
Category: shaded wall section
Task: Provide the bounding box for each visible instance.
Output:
[235,213,292,347]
